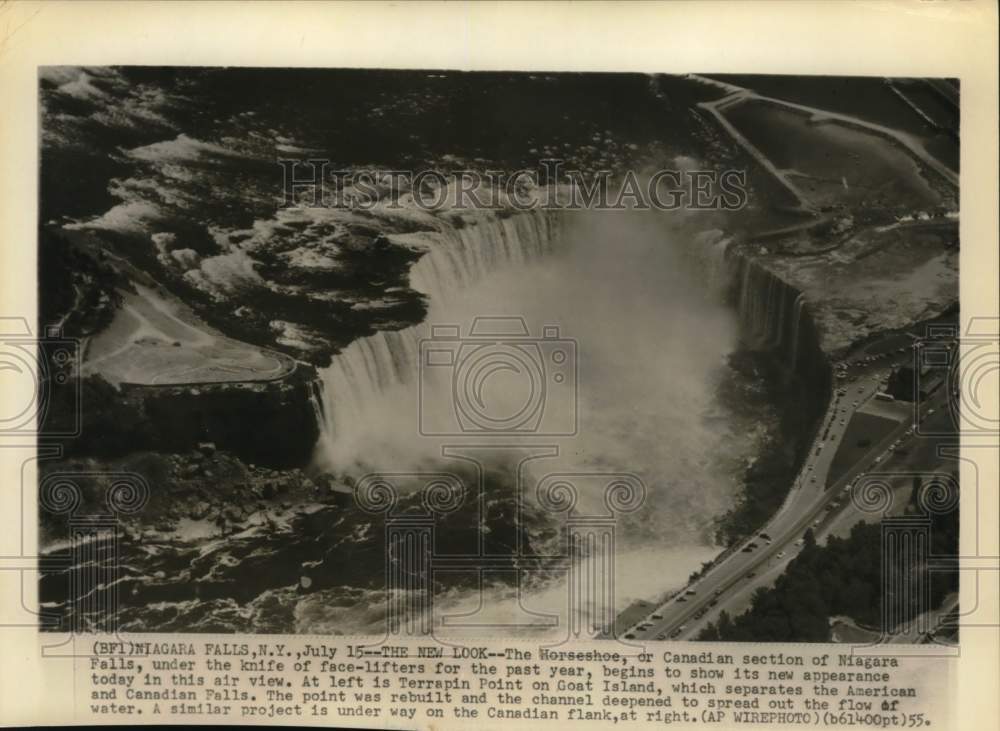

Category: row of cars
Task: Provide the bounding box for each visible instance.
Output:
[623,380,882,643]
[801,396,846,490]
[822,383,868,451]
[629,366,926,644]
[835,344,913,379]
[626,623,684,641]
[623,584,722,640]
[871,413,922,466]
[742,530,788,560]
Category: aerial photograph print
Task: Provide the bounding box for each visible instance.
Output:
[34,67,961,645]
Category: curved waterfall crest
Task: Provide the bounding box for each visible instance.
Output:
[312,216,827,473]
[664,228,820,378]
[315,210,562,465]
[405,211,560,302]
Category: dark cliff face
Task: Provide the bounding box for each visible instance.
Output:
[729,250,833,468]
[730,252,832,406]
[65,369,321,469]
[707,250,834,546]
[133,377,320,469]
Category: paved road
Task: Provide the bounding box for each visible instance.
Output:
[615,351,948,643]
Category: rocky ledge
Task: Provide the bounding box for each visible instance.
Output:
[62,366,321,469]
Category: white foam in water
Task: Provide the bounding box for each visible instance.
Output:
[311,209,766,634]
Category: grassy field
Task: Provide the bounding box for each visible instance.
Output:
[828,410,900,486]
[84,284,293,385]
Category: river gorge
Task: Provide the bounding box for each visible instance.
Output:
[40,201,831,635]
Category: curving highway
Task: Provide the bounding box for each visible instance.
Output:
[613,344,950,644]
